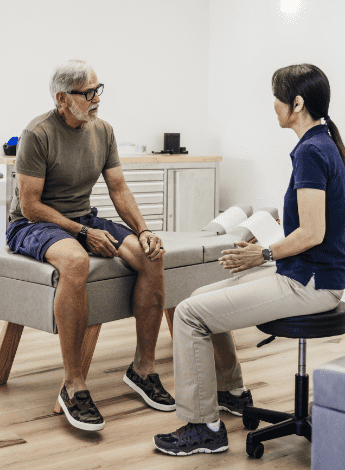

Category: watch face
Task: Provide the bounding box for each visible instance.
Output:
[77,231,87,244]
[262,249,270,261]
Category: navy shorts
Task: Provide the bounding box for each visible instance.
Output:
[6,207,137,262]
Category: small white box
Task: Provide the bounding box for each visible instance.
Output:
[118,142,146,156]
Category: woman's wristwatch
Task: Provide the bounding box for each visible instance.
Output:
[262,248,274,262]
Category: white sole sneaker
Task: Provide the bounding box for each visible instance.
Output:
[153,437,228,456]
[218,405,242,417]
[123,373,176,412]
[58,395,105,431]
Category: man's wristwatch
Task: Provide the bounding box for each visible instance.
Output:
[262,248,274,262]
[77,225,89,247]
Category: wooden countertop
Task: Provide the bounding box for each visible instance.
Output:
[0,155,222,166]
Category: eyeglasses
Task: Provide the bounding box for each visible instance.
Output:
[69,84,104,101]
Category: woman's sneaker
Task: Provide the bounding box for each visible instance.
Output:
[217,390,253,416]
[153,421,229,456]
[58,385,105,431]
[123,363,176,411]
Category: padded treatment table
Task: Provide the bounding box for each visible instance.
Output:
[0,207,279,413]
[312,356,345,469]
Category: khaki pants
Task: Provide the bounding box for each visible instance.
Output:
[173,264,343,423]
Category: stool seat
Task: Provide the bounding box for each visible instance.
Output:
[257,301,345,339]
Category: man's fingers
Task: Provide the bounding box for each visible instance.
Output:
[146,237,158,255]
[104,231,118,245]
[140,237,150,254]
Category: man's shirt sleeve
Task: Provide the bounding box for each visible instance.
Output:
[293,143,328,191]
[15,130,47,178]
[103,128,121,171]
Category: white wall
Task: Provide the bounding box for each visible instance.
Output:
[3,0,345,221]
[208,0,345,217]
[1,0,209,156]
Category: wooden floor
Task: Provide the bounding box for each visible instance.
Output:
[0,314,343,470]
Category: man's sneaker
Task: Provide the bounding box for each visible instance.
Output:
[217,390,253,417]
[123,363,176,412]
[58,385,105,431]
[153,421,229,456]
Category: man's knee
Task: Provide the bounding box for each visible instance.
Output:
[63,251,90,277]
[45,239,90,280]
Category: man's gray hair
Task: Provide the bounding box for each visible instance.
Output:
[49,59,93,108]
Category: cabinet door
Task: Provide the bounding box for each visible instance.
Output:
[167,168,215,231]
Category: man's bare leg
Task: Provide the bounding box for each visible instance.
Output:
[44,238,90,398]
[118,234,165,379]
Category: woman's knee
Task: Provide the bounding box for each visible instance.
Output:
[174,298,199,325]
[190,287,206,297]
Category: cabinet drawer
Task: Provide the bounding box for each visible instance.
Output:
[92,181,164,195]
[90,193,163,207]
[97,170,164,183]
[97,204,164,219]
[109,218,164,232]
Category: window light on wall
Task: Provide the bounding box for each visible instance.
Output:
[279,0,305,24]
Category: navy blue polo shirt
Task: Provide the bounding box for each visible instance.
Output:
[275,125,345,289]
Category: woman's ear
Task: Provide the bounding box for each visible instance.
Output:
[293,95,305,113]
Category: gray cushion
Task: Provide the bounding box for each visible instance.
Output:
[313,356,345,414]
[0,247,59,287]
[0,237,204,287]
[159,226,254,262]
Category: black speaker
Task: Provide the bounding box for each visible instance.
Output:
[164,133,180,154]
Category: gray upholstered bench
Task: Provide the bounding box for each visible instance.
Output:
[0,207,278,414]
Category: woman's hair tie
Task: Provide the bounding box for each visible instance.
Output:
[325,115,331,121]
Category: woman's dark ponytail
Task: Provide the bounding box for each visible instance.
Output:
[325,118,345,164]
[272,64,345,165]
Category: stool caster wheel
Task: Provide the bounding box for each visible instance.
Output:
[243,415,260,430]
[247,442,264,459]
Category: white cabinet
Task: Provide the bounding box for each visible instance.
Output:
[167,168,216,231]
[92,169,165,231]
[3,156,221,233]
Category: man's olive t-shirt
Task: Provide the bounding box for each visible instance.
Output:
[10,109,121,223]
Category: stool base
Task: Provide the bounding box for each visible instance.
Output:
[243,373,312,458]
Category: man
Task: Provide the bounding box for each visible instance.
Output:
[6,59,175,431]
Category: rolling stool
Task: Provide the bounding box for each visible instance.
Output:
[242,301,345,459]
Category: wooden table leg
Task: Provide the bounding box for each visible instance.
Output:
[0,322,24,385]
[54,324,102,414]
[164,308,175,339]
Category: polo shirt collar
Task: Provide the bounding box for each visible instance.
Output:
[290,124,328,159]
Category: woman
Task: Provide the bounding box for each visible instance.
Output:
[153,64,345,456]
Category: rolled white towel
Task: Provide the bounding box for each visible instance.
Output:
[202,204,253,235]
[239,210,285,247]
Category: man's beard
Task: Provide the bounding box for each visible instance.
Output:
[68,99,98,123]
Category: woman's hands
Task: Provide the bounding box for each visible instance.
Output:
[218,241,265,273]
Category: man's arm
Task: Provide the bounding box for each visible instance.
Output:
[17,173,119,258]
[17,173,83,236]
[102,166,149,234]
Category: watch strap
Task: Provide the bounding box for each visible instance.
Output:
[77,225,89,244]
